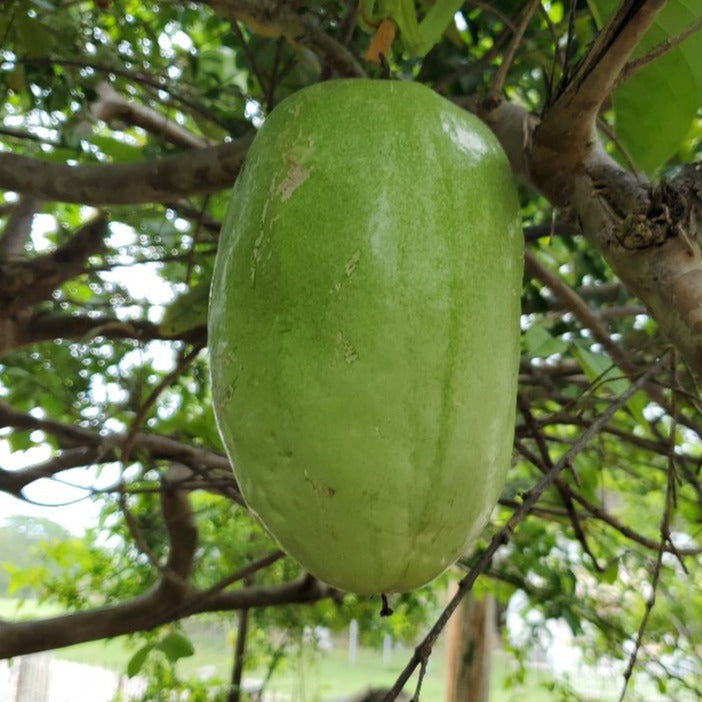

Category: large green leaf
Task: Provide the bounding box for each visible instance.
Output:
[590,0,702,172]
[127,644,154,678]
[154,632,195,662]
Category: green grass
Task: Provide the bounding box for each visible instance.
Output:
[0,597,595,701]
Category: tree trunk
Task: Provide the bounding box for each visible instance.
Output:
[444,590,495,702]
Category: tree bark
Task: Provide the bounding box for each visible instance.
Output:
[444,590,495,702]
[0,136,252,205]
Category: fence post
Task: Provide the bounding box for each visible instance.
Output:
[348,620,359,665]
[15,653,51,702]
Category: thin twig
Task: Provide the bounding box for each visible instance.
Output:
[383,354,668,701]
[121,343,205,463]
[0,126,63,147]
[465,0,517,31]
[118,489,166,573]
[597,115,640,176]
[231,21,269,96]
[487,0,541,103]
[166,550,286,621]
[12,57,225,127]
[116,344,205,573]
[621,15,702,82]
[411,657,428,702]
[515,398,604,571]
[617,360,679,701]
[525,250,639,376]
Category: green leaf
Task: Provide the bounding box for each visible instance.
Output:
[14,14,56,58]
[127,644,154,677]
[572,344,647,423]
[572,345,627,394]
[613,49,698,172]
[194,47,248,93]
[563,608,584,636]
[602,560,619,584]
[590,0,702,172]
[155,632,195,662]
[523,325,568,357]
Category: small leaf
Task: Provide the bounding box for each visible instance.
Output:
[14,15,55,58]
[602,560,619,584]
[155,632,195,662]
[572,345,627,395]
[563,608,584,636]
[523,325,567,357]
[572,344,648,424]
[127,644,153,678]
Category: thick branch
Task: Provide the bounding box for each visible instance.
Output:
[0,447,102,499]
[0,573,333,658]
[159,464,199,595]
[533,0,666,202]
[0,215,107,314]
[0,136,252,205]
[478,93,702,378]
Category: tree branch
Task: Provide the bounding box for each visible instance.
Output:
[0,572,333,658]
[621,14,702,82]
[160,464,199,591]
[0,136,253,205]
[195,0,365,78]
[0,401,240,501]
[0,215,108,314]
[3,312,206,353]
[476,86,702,379]
[90,82,212,150]
[525,249,639,376]
[533,0,666,200]
[0,447,103,499]
[487,0,541,103]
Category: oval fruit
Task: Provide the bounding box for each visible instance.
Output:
[209,79,523,594]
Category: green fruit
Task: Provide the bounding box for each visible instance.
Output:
[209,79,522,594]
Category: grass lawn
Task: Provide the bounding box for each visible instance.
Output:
[0,597,601,701]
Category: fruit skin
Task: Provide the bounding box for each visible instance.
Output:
[209,79,523,595]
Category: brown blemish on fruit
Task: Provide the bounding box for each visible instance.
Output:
[277,161,309,202]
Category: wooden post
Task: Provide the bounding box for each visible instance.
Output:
[14,654,51,702]
[444,588,495,702]
[348,619,359,665]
